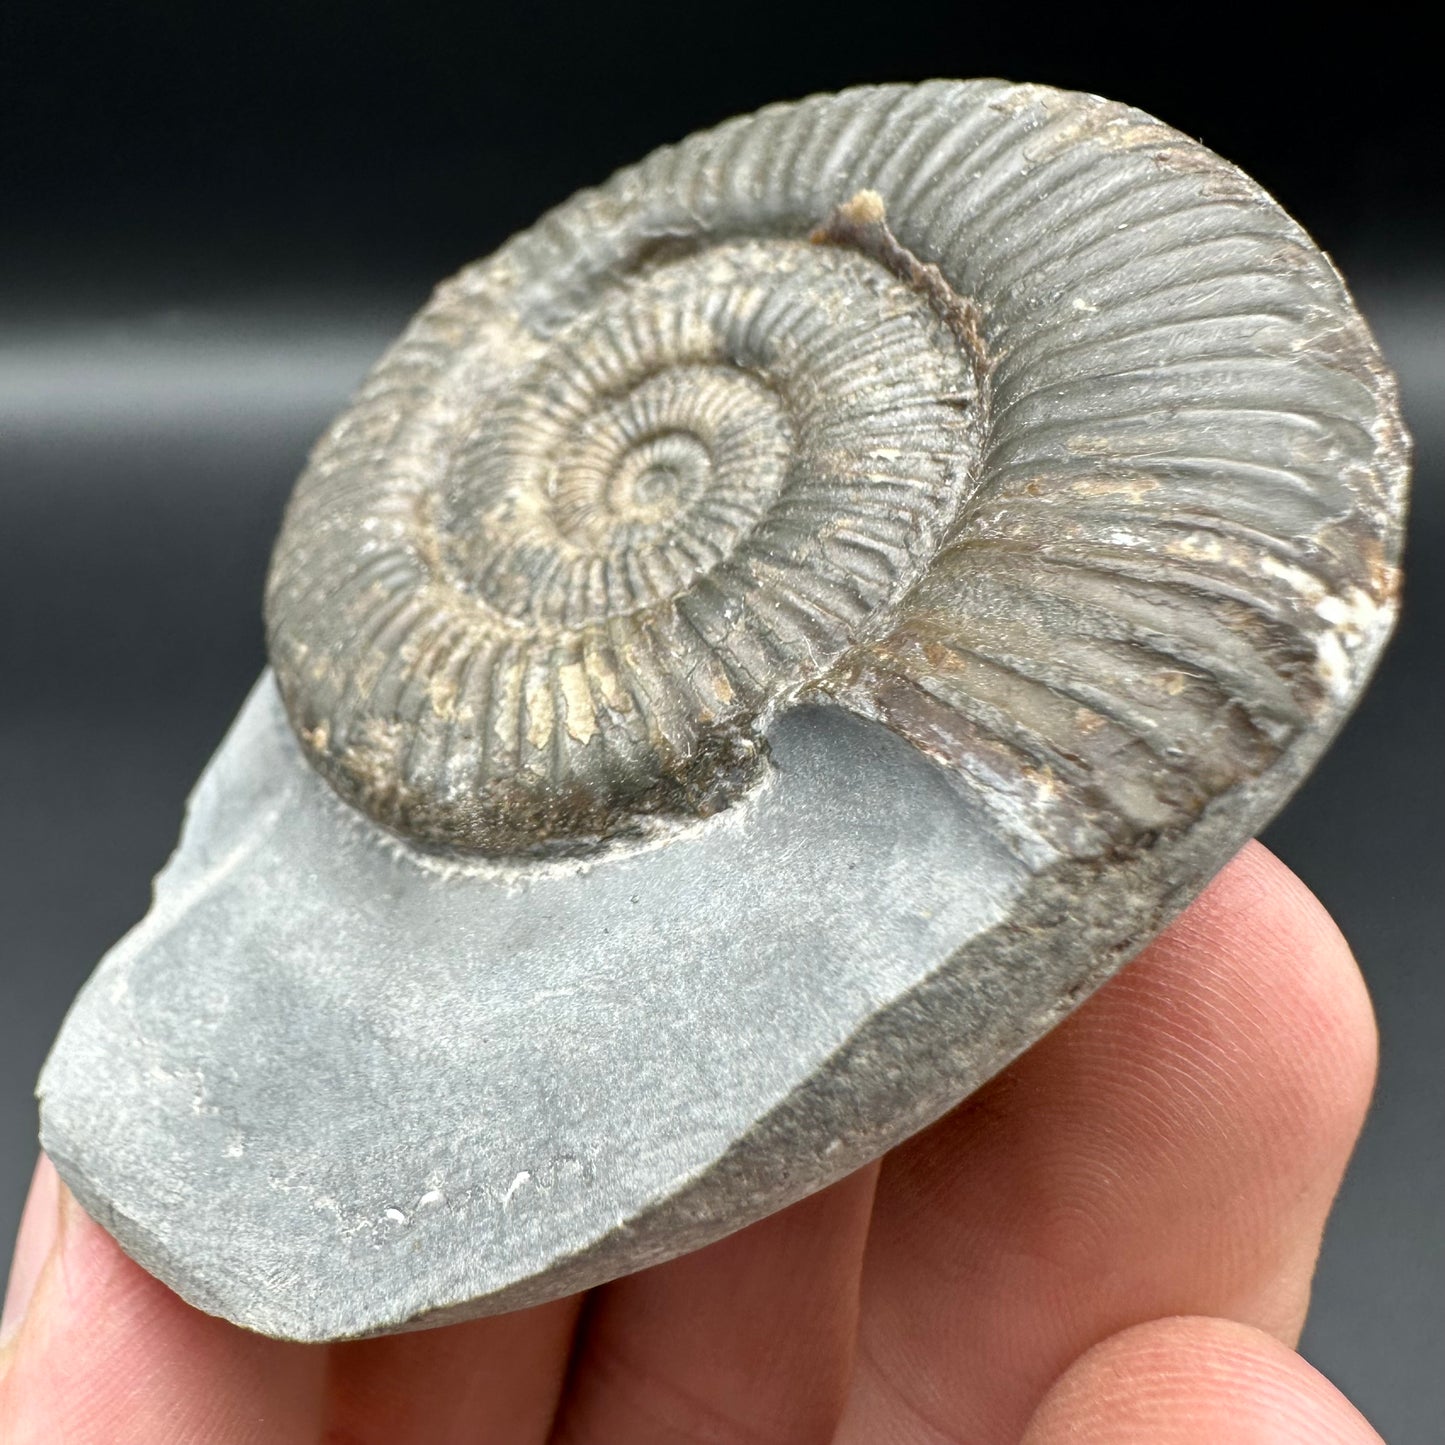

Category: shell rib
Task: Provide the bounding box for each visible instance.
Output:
[265,80,1406,856]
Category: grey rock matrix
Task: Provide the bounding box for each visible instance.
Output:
[39,80,1408,1341]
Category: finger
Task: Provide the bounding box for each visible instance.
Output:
[325,1297,582,1445]
[552,1162,880,1445]
[835,842,1377,1444]
[0,1163,326,1445]
[1021,1315,1383,1443]
[0,1157,60,1350]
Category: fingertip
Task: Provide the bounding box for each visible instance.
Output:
[1158,842,1379,1179]
[1021,1315,1383,1444]
[845,836,1387,1443]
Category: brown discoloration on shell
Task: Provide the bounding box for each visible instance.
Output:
[811,191,990,377]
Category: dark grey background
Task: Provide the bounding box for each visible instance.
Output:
[2,5,1440,1439]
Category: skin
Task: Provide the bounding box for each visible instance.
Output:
[0,841,1386,1443]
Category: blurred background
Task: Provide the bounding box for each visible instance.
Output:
[2,4,1439,1436]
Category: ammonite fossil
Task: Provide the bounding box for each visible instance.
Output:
[265,83,1401,866]
[39,80,1408,1341]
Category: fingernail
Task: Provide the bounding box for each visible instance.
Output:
[0,1156,61,1349]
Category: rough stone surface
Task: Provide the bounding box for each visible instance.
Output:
[36,668,1359,1341]
[44,679,1035,1339]
[37,79,1408,1342]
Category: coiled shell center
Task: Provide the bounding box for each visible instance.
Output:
[267,227,987,852]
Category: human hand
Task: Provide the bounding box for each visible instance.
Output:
[0,841,1384,1443]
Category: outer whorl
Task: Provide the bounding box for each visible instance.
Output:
[266,81,1406,857]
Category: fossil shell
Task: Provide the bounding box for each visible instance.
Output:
[41,80,1408,1344]
[266,80,1405,858]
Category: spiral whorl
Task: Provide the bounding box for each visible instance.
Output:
[266,81,1405,858]
[267,197,986,851]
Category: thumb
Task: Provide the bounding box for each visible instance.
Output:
[1,1155,326,1445]
[0,1157,60,1353]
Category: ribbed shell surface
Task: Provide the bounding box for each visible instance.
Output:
[265,80,1406,857]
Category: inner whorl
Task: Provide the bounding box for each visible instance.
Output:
[266,205,987,852]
